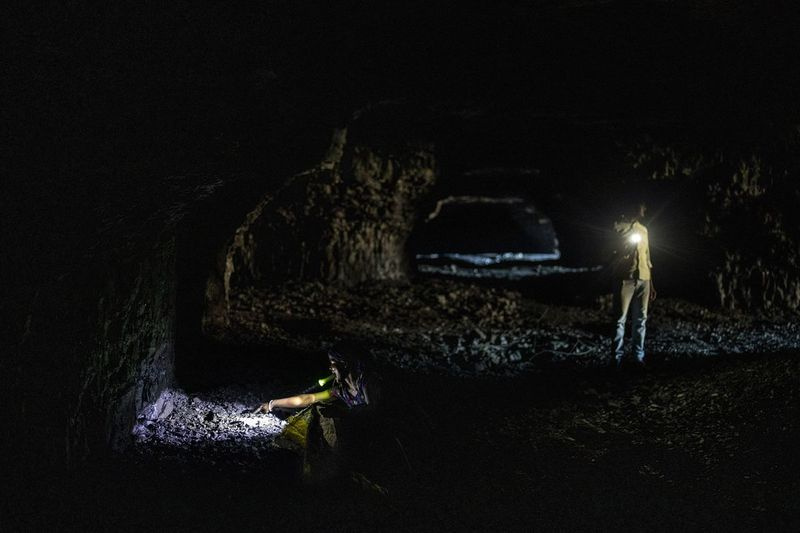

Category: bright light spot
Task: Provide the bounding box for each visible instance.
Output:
[628,232,642,244]
[238,415,285,430]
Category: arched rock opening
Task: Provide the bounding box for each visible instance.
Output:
[413,195,560,265]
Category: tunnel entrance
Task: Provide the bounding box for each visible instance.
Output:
[411,194,604,283]
[413,195,559,271]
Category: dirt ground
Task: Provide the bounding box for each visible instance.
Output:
[217,277,800,376]
[9,278,800,531]
[20,352,797,532]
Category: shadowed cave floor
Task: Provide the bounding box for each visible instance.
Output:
[14,280,800,531]
[15,354,800,531]
[215,277,800,376]
[31,353,800,531]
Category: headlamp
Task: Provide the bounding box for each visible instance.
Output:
[628,232,642,245]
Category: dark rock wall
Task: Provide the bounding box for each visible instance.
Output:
[5,230,177,476]
[81,238,177,457]
[206,120,437,331]
[206,113,800,344]
[3,175,270,476]
[622,131,800,312]
[705,157,800,311]
[6,1,799,480]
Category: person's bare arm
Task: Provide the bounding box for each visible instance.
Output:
[255,390,332,414]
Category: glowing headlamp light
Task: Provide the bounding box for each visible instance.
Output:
[628,232,642,245]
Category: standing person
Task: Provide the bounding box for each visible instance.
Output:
[610,202,656,368]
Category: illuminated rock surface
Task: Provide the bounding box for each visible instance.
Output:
[132,388,286,468]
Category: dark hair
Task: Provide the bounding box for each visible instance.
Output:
[327,340,370,372]
[615,198,646,221]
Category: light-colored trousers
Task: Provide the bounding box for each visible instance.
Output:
[613,279,651,362]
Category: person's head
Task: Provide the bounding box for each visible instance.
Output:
[327,340,367,383]
[621,200,647,222]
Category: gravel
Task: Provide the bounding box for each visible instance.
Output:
[138,277,800,469]
[132,386,287,468]
[209,278,800,376]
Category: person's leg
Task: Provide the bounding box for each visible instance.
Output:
[302,408,341,484]
[613,280,635,363]
[631,280,651,362]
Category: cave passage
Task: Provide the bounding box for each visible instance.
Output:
[414,196,561,264]
[11,1,800,529]
[120,127,800,533]
[136,112,800,488]
[412,195,601,281]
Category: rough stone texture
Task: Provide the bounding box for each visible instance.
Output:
[704,157,800,311]
[4,233,178,471]
[622,132,800,313]
[206,118,438,330]
[62,224,179,463]
[215,278,800,377]
[131,387,287,469]
[3,174,265,474]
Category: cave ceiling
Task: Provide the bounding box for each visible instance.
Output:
[6,1,799,249]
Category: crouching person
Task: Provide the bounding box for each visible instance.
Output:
[256,341,382,486]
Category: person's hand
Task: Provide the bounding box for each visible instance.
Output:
[254,400,274,414]
[650,286,657,302]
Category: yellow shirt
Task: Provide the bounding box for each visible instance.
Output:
[613,220,652,280]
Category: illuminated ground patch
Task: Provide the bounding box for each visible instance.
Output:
[132,387,287,467]
[416,263,602,280]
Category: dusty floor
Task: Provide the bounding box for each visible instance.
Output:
[216,277,800,375]
[30,352,799,532]
[11,278,800,531]
[131,386,286,470]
